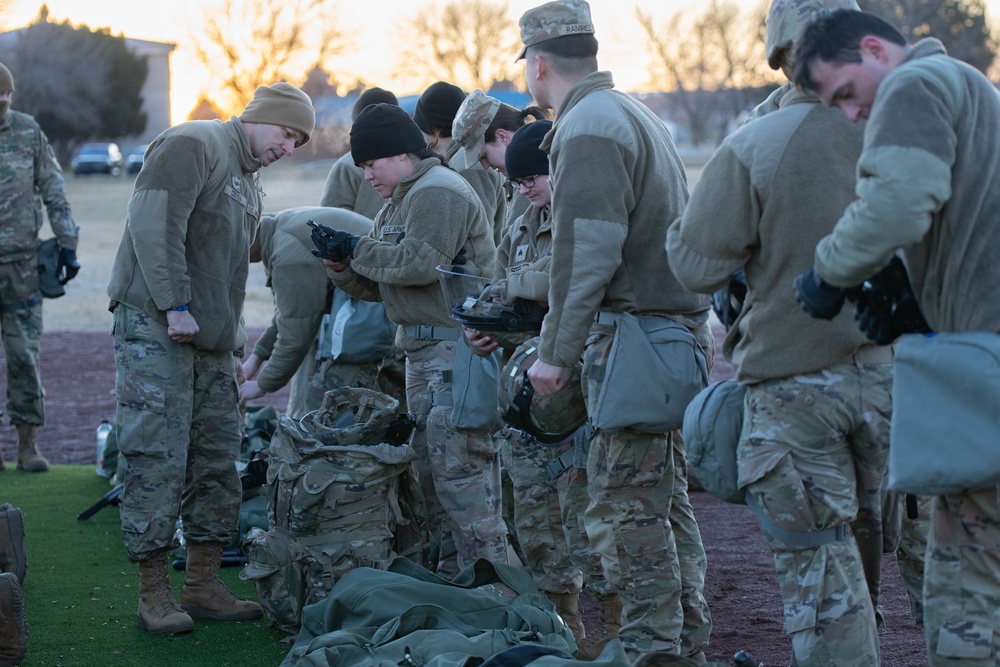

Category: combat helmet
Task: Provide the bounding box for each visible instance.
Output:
[765,0,860,70]
[498,336,587,445]
[436,265,547,339]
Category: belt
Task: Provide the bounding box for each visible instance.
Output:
[594,310,618,325]
[404,325,460,341]
[843,344,895,366]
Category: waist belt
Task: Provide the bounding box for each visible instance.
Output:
[404,325,460,341]
[594,311,618,325]
[841,344,894,366]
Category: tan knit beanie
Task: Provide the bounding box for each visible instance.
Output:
[0,63,14,93]
[240,82,315,147]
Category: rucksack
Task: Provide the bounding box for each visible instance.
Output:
[240,387,421,632]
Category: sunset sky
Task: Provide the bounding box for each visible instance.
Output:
[4,0,1000,124]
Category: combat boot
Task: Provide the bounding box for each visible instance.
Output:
[14,425,48,473]
[546,591,586,646]
[0,505,26,583]
[0,572,27,666]
[137,555,194,634]
[576,591,622,661]
[180,544,262,621]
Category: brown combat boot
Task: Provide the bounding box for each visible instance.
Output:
[180,544,262,621]
[0,572,27,666]
[14,425,48,473]
[137,555,195,635]
[576,591,622,661]
[0,505,26,584]
[546,591,586,646]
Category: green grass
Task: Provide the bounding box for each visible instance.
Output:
[4,465,292,666]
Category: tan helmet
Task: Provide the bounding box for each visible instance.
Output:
[765,0,860,70]
[498,337,587,445]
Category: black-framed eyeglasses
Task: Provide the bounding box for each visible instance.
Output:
[508,174,540,189]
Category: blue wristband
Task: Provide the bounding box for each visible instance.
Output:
[169,304,189,311]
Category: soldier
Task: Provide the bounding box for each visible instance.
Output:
[449,89,549,243]
[107,82,315,635]
[317,86,407,411]
[0,61,80,473]
[319,86,399,217]
[240,206,387,418]
[456,119,593,648]
[313,102,509,575]
[413,81,509,246]
[793,9,1000,664]
[667,0,896,662]
[516,1,714,660]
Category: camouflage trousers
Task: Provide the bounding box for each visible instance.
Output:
[582,329,712,658]
[739,359,893,667]
[112,304,243,563]
[405,340,508,573]
[0,259,44,425]
[499,425,584,594]
[924,486,1000,665]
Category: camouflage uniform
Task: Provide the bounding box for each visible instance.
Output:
[0,108,78,428]
[112,305,243,560]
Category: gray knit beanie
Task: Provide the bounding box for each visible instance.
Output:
[240,82,315,147]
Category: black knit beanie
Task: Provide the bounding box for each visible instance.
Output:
[412,81,466,136]
[350,103,427,166]
[352,87,399,121]
[505,120,552,180]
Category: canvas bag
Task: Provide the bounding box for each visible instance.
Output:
[591,313,709,433]
[889,331,1000,495]
[279,557,577,667]
[448,342,503,430]
[682,380,748,504]
[316,289,395,364]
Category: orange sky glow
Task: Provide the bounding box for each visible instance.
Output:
[5,0,1000,125]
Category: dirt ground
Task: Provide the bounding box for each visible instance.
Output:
[0,165,929,665]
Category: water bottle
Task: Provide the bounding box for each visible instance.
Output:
[96,419,112,477]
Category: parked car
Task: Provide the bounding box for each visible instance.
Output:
[71,143,124,176]
[125,144,148,175]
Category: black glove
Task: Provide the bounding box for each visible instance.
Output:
[308,221,359,262]
[794,266,848,320]
[853,288,895,345]
[711,268,747,331]
[852,257,931,344]
[57,247,80,284]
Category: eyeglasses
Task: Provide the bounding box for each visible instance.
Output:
[508,174,540,189]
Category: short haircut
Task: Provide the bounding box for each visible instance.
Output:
[526,34,599,77]
[794,9,906,91]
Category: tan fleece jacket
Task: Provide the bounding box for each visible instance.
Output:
[329,158,496,352]
[814,38,1000,334]
[540,71,708,368]
[667,87,870,383]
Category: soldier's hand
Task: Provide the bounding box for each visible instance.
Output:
[309,222,359,262]
[165,309,199,343]
[464,328,499,354]
[853,289,895,345]
[57,247,80,284]
[793,266,846,320]
[526,358,569,397]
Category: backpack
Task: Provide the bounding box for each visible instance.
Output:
[240,387,421,632]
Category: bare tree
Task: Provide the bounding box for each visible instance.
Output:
[859,0,997,72]
[638,0,779,146]
[395,0,521,92]
[189,0,349,116]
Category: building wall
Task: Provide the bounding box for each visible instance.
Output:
[123,38,175,150]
